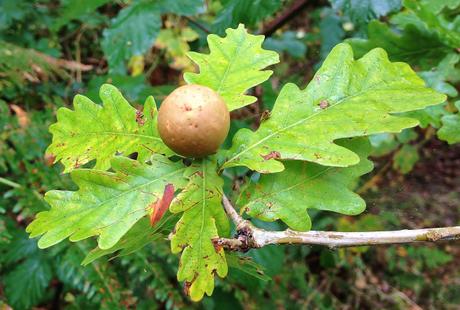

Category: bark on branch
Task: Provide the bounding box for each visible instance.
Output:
[260,0,310,36]
[220,195,460,251]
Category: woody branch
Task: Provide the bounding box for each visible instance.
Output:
[217,195,460,251]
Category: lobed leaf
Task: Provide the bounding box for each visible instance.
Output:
[169,158,230,301]
[238,138,373,231]
[26,155,187,250]
[184,24,279,111]
[47,84,170,173]
[222,43,446,173]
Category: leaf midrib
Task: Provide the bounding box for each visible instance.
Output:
[222,84,425,168]
[198,159,207,272]
[246,167,335,208]
[48,167,186,225]
[64,131,163,141]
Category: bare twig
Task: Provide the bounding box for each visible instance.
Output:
[184,16,211,34]
[260,0,310,36]
[222,194,245,226]
[219,195,460,251]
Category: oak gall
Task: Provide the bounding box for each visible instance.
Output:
[157,84,230,157]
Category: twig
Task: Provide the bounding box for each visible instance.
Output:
[222,194,245,226]
[219,195,460,251]
[184,16,211,34]
[260,0,310,36]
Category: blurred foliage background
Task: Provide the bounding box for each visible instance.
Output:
[0,0,459,309]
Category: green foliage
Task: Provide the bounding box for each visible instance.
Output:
[22,22,450,302]
[212,0,282,34]
[330,0,401,31]
[438,101,460,144]
[347,0,460,171]
[2,0,459,306]
[102,0,204,73]
[53,0,111,30]
[47,84,170,173]
[170,158,230,301]
[347,21,451,69]
[393,144,419,174]
[401,0,460,47]
[238,138,373,230]
[319,8,345,61]
[2,242,52,310]
[184,24,279,111]
[0,0,32,30]
[264,31,307,58]
[419,54,460,98]
[222,43,445,173]
[26,155,187,249]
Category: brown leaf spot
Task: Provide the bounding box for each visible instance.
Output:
[260,151,281,161]
[211,238,223,253]
[319,100,329,109]
[183,281,192,296]
[135,110,145,126]
[149,183,175,226]
[260,110,271,122]
[44,153,56,166]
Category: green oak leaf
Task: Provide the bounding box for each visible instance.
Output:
[26,155,187,250]
[347,20,451,69]
[170,158,230,301]
[184,24,279,111]
[47,84,170,173]
[82,214,178,265]
[222,43,446,173]
[438,101,460,144]
[238,138,373,231]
